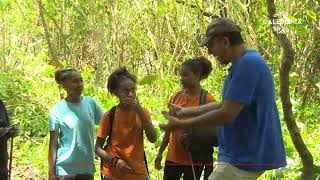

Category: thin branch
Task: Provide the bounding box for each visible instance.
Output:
[176,0,219,18]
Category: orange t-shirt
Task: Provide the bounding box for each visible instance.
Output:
[166,89,215,164]
[97,107,150,180]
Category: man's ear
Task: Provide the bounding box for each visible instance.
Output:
[223,37,230,47]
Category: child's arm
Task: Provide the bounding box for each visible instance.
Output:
[48,131,59,180]
[95,137,115,163]
[95,137,133,173]
[94,137,113,162]
[137,107,157,143]
[124,97,157,142]
[155,130,170,170]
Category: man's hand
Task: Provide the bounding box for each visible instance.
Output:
[116,159,134,174]
[168,103,190,118]
[168,103,185,117]
[159,112,186,131]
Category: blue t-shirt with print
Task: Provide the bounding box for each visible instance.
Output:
[49,96,104,176]
[218,49,287,171]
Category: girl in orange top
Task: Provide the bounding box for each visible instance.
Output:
[155,57,216,180]
[95,68,157,180]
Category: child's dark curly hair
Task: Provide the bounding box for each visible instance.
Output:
[107,67,137,95]
[182,56,213,80]
[54,68,78,84]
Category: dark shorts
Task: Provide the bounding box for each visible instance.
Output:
[0,151,8,180]
[164,151,214,180]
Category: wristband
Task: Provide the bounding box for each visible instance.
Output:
[110,157,120,167]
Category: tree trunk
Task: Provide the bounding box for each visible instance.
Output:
[266,0,314,179]
[37,0,64,99]
[37,0,62,69]
[219,0,227,17]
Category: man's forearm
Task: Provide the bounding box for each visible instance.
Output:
[183,108,232,128]
[184,101,223,116]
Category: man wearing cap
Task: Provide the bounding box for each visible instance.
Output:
[161,17,287,179]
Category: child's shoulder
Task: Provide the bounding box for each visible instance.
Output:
[82,96,95,103]
[142,107,151,115]
[169,89,185,100]
[202,89,215,102]
[50,99,67,113]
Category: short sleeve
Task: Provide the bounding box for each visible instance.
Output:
[224,59,260,105]
[168,91,182,105]
[206,93,216,103]
[97,111,110,139]
[168,93,176,104]
[48,109,59,131]
[143,108,152,122]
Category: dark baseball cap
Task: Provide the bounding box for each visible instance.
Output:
[200,17,241,47]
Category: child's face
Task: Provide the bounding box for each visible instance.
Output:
[62,71,83,97]
[116,78,136,102]
[179,65,200,89]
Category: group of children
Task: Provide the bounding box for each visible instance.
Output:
[48,56,217,180]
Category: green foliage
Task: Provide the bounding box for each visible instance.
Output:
[1,0,320,179]
[139,75,158,85]
[0,72,48,137]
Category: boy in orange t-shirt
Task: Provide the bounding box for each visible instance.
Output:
[155,57,217,180]
[95,68,157,180]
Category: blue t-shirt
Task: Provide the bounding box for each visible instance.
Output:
[49,96,104,176]
[219,49,287,171]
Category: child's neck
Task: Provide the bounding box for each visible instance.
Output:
[118,102,131,111]
[186,84,201,98]
[66,95,81,103]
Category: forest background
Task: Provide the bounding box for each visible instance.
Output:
[0,0,320,179]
